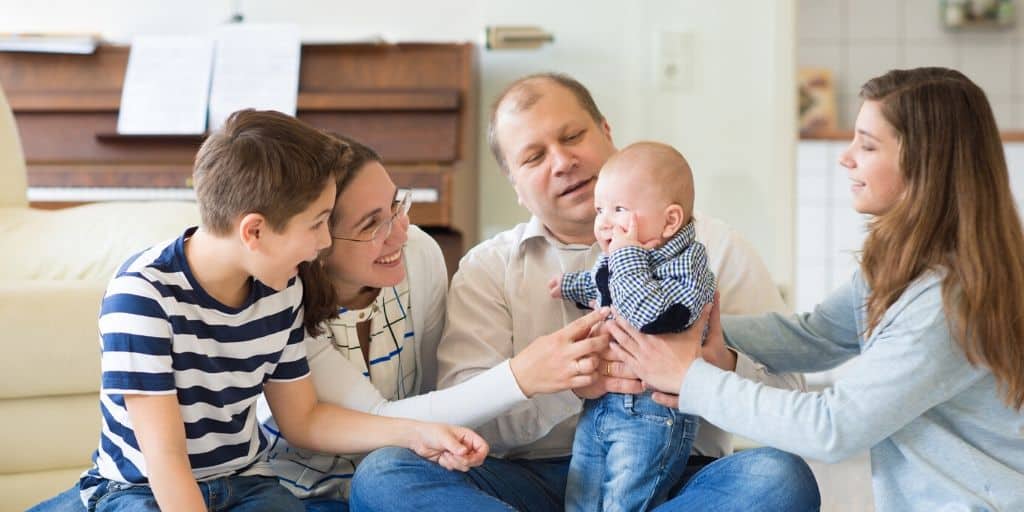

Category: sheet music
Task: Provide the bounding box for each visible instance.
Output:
[207,24,300,131]
[116,35,213,135]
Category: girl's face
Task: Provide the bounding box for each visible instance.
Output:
[839,100,907,216]
[324,161,410,302]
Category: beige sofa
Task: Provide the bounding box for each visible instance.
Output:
[0,85,201,511]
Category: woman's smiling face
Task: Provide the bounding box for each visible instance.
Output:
[324,161,410,302]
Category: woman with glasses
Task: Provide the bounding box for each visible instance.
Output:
[258,135,603,512]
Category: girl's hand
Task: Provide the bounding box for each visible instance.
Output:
[606,304,711,395]
[408,423,489,472]
[698,294,736,371]
[509,308,611,397]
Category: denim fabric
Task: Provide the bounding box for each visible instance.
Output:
[659,447,821,512]
[302,497,350,512]
[566,392,699,512]
[33,475,303,512]
[32,480,350,512]
[349,447,570,512]
[27,485,85,512]
[335,443,820,512]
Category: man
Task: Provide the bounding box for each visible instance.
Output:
[350,73,820,511]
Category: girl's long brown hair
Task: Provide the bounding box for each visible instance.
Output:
[859,67,1024,409]
[299,135,383,336]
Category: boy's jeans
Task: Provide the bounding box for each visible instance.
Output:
[78,475,304,512]
[565,392,700,512]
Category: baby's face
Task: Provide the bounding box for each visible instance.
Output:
[592,168,675,253]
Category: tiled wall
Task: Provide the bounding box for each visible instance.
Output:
[799,0,1024,130]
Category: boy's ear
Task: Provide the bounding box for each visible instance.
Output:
[239,213,266,250]
[662,204,686,238]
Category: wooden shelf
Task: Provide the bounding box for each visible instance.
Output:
[10,90,460,113]
[297,90,459,111]
[8,92,121,112]
[95,133,207,143]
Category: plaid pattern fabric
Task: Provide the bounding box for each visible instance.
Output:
[327,280,416,400]
[561,221,716,333]
[264,278,416,499]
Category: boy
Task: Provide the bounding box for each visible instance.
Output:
[77,110,487,511]
[549,142,715,511]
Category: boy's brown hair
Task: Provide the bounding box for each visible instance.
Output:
[193,109,348,235]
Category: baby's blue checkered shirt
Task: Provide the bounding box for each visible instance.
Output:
[561,221,716,334]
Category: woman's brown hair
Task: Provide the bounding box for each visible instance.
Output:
[299,135,383,336]
[859,67,1024,409]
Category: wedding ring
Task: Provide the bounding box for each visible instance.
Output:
[606,362,613,377]
[574,358,583,375]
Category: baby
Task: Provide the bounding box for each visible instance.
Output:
[550,141,716,512]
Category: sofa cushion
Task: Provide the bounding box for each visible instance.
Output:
[0,201,200,281]
[0,281,106,398]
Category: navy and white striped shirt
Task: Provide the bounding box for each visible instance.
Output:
[561,221,716,334]
[79,226,310,503]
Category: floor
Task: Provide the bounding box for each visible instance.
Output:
[806,452,875,511]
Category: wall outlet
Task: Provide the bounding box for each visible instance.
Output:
[656,31,694,92]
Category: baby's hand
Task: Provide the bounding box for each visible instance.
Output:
[608,212,643,253]
[548,275,563,299]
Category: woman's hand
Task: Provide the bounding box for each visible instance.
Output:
[407,422,489,472]
[510,308,611,397]
[606,303,712,396]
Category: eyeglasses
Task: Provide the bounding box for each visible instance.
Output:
[332,191,412,243]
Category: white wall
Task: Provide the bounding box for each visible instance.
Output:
[0,0,798,297]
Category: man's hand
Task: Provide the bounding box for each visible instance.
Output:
[509,308,611,397]
[408,423,489,472]
[548,274,563,299]
[606,303,711,395]
[573,334,643,399]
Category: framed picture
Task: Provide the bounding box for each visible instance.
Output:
[941,0,1015,29]
[798,68,838,137]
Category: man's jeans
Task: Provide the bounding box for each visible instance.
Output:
[29,475,305,512]
[350,446,820,512]
[566,392,699,511]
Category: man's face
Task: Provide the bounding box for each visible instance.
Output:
[495,82,616,239]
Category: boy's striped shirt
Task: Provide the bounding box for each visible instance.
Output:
[79,227,310,503]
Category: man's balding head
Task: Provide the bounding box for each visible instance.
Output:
[488,73,606,174]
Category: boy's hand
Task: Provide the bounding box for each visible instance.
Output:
[548,274,563,299]
[408,423,489,472]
